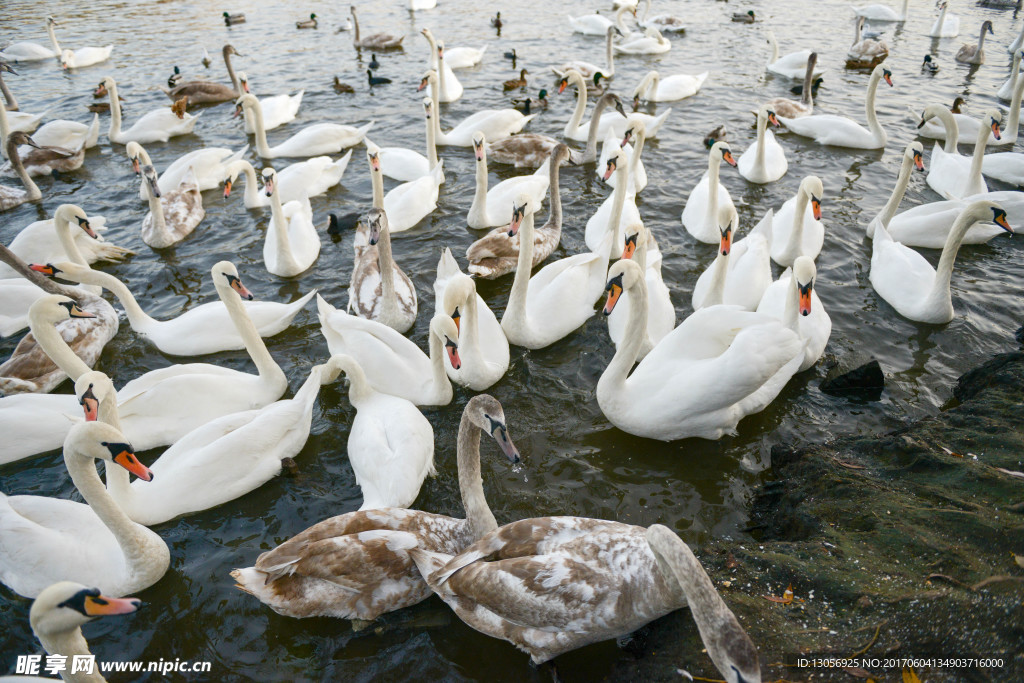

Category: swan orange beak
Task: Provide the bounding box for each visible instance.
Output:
[722,150,737,167]
[993,210,1013,233]
[767,111,780,127]
[991,119,1002,141]
[417,76,428,92]
[242,80,251,94]
[60,301,95,319]
[603,275,623,315]
[130,156,141,175]
[106,442,152,482]
[811,196,822,221]
[621,233,638,260]
[227,274,254,300]
[621,129,634,148]
[451,307,461,334]
[223,178,233,198]
[602,157,617,181]
[883,71,893,87]
[29,263,60,277]
[798,282,813,316]
[913,150,924,171]
[79,384,99,422]
[444,337,461,370]
[558,77,569,94]
[369,154,381,173]
[82,593,142,616]
[76,216,98,239]
[719,225,732,256]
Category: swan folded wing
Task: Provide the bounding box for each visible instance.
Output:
[115,364,243,405]
[871,229,937,296]
[323,316,433,392]
[523,253,604,324]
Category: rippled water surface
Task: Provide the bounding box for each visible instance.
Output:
[2,0,1023,679]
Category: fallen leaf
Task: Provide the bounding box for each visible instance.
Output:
[902,667,921,683]
[763,584,794,604]
[1014,553,1024,570]
[725,553,739,569]
[939,446,964,458]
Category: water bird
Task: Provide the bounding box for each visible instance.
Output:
[504,48,516,61]
[296,13,317,29]
[369,53,380,70]
[955,20,993,64]
[922,54,939,73]
[223,11,246,25]
[326,213,359,235]
[350,6,404,49]
[167,65,182,88]
[491,12,502,29]
[367,70,392,86]
[732,10,755,23]
[791,77,824,97]
[333,76,355,93]
[503,68,528,90]
[201,47,212,67]
[703,124,727,148]
[512,89,547,114]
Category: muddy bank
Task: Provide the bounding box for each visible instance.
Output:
[609,353,1024,683]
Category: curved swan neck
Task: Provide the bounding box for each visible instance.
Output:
[143,177,167,236]
[786,189,810,255]
[35,628,103,683]
[541,155,563,233]
[85,270,153,330]
[1008,73,1024,144]
[30,311,92,379]
[0,100,11,152]
[223,46,239,91]
[930,207,979,302]
[566,73,588,137]
[106,80,122,142]
[54,213,89,266]
[462,287,483,352]
[343,358,375,405]
[0,244,72,296]
[505,212,536,329]
[236,160,262,205]
[967,118,990,187]
[0,71,17,112]
[768,31,780,64]
[376,224,399,322]
[607,158,629,248]
[216,273,282,381]
[800,59,815,107]
[351,9,361,43]
[600,267,648,391]
[7,136,40,199]
[92,384,132,499]
[46,20,61,55]
[976,24,988,52]
[879,152,915,226]
[929,106,959,153]
[583,94,611,161]
[268,184,296,263]
[630,128,646,178]
[426,321,450,397]
[864,69,885,146]
[706,250,728,307]
[457,413,498,539]
[245,99,272,157]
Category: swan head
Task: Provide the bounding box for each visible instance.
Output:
[645,525,762,683]
[603,259,643,316]
[507,194,532,237]
[6,131,39,159]
[905,141,925,171]
[442,274,476,332]
[793,256,816,317]
[872,64,893,87]
[710,141,737,169]
[55,204,98,239]
[417,70,438,92]
[621,117,647,148]
[466,395,521,464]
[28,262,63,280]
[30,295,95,327]
[982,20,994,35]
[74,371,116,423]
[429,314,462,371]
[141,164,161,198]
[437,40,445,60]
[602,149,625,182]
[422,96,433,119]
[985,108,1003,141]
[717,206,737,256]
[30,582,141,638]
[799,176,824,221]
[125,141,145,175]
[472,132,486,161]
[212,261,255,300]
[59,49,75,70]
[46,16,58,26]
[237,71,251,94]
[66,421,152,482]
[233,93,258,118]
[367,207,390,245]
[967,200,1012,234]
[621,223,647,259]
[260,167,278,198]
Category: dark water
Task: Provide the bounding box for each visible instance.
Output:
[1,0,1022,679]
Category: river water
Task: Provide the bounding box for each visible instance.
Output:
[1,0,1022,679]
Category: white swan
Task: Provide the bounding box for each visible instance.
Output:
[236,71,304,133]
[0,132,41,211]
[737,106,787,184]
[560,68,670,140]
[22,581,142,679]
[926,109,1000,200]
[0,98,47,139]
[693,206,773,312]
[440,44,487,69]
[60,45,112,69]
[853,0,909,21]
[682,141,737,244]
[223,153,351,208]
[871,200,1012,324]
[0,204,130,280]
[585,148,642,254]
[79,362,335,526]
[771,176,825,266]
[929,1,959,38]
[367,143,443,233]
[598,259,802,440]
[779,64,891,149]
[637,0,687,32]
[885,191,1023,249]
[419,30,463,103]
[981,150,1024,186]
[614,27,672,55]
[262,167,320,277]
[46,260,316,356]
[468,131,549,228]
[915,100,997,146]
[372,97,443,182]
[552,26,617,79]
[318,297,458,406]
[99,76,199,145]
[467,143,571,279]
[435,249,510,390]
[632,69,707,105]
[607,223,674,360]
[597,119,647,193]
[757,256,830,372]
[331,354,435,510]
[125,140,247,197]
[1,100,98,162]
[348,207,418,333]
[0,421,169,598]
[766,30,826,80]
[501,196,610,349]
[138,164,205,249]
[997,49,1021,102]
[569,7,635,37]
[349,6,404,49]
[1,17,61,62]
[419,69,535,146]
[230,394,519,621]
[236,93,372,158]
[864,141,924,240]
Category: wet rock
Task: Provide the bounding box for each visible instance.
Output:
[953,352,1024,403]
[820,357,884,399]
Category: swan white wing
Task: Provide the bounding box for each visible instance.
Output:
[927,143,986,200]
[585,192,641,253]
[682,172,734,244]
[869,224,937,315]
[160,146,248,193]
[254,91,304,131]
[888,193,1019,248]
[116,108,199,144]
[522,252,606,343]
[384,163,443,232]
[778,114,878,148]
[444,46,486,68]
[269,122,371,158]
[377,146,431,182]
[0,42,57,61]
[655,73,708,100]
[445,111,534,146]
[0,394,80,464]
[277,151,351,201]
[350,397,434,510]
[725,232,773,311]
[981,153,1024,186]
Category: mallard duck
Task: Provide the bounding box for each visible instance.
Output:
[170,95,188,118]
[703,124,727,148]
[223,11,246,25]
[732,10,755,23]
[167,66,182,88]
[367,70,391,86]
[512,89,547,114]
[502,68,528,91]
[333,76,355,93]
[296,13,318,29]
[922,54,940,73]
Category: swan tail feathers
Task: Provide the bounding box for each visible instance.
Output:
[751,208,774,247]
[407,548,457,589]
[355,121,375,141]
[436,246,461,282]
[85,114,100,148]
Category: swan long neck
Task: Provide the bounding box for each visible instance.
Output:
[0,71,17,112]
[505,211,536,330]
[343,358,375,406]
[785,188,810,256]
[629,128,646,179]
[47,20,61,55]
[966,118,990,188]
[268,184,296,264]
[237,161,262,205]
[35,628,104,683]
[705,153,722,224]
[426,321,450,397]
[425,109,438,168]
[781,272,800,333]
[376,224,400,323]
[55,213,89,267]
[471,144,489,214]
[217,274,283,382]
[976,24,988,53]
[769,31,780,64]
[64,448,151,578]
[223,46,239,91]
[6,136,40,200]
[879,153,915,226]
[541,155,562,235]
[754,110,768,172]
[0,100,10,152]
[583,94,610,160]
[936,2,948,28]
[0,244,73,296]
[1008,73,1024,144]
[351,10,361,44]
[370,164,384,208]
[143,176,167,236]
[438,52,449,102]
[462,287,483,357]
[428,75,442,139]
[106,80,122,141]
[600,267,648,392]
[457,412,498,540]
[1012,21,1024,53]
[617,5,633,31]
[30,311,92,379]
[93,383,132,500]
[929,106,959,154]
[566,73,588,136]
[706,249,728,307]
[864,69,885,146]
[246,99,272,157]
[930,207,979,304]
[800,60,815,107]
[605,28,615,73]
[607,158,629,249]
[86,270,154,330]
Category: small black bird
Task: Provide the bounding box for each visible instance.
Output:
[326,213,360,236]
[369,54,380,70]
[790,77,824,96]
[492,12,502,28]
[367,70,392,86]
[504,48,516,60]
